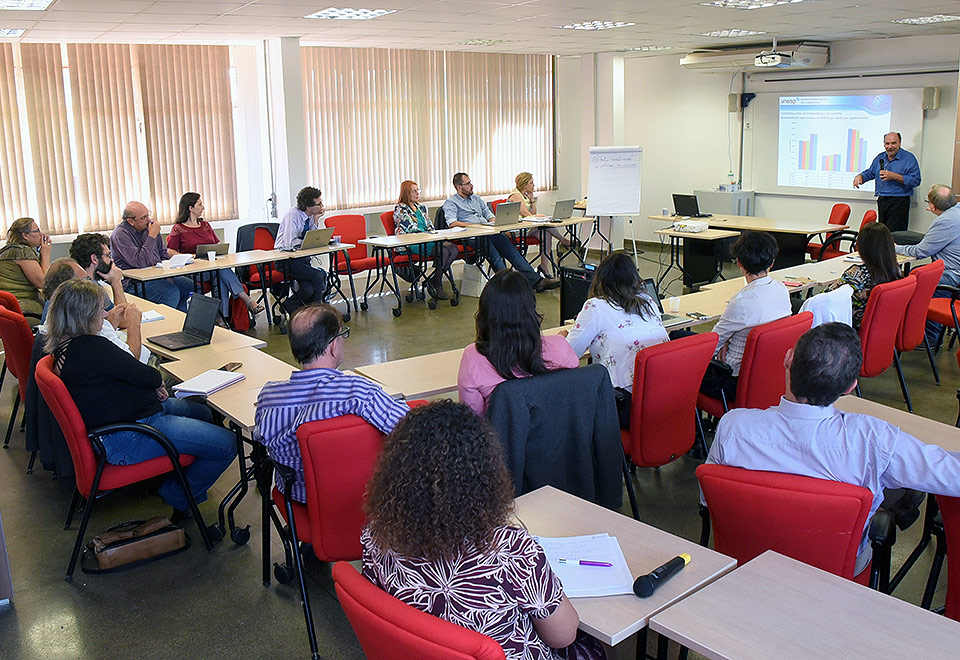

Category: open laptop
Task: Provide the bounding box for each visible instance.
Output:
[642,278,684,327]
[672,194,712,218]
[299,227,336,250]
[147,294,220,351]
[547,199,575,222]
[492,201,521,226]
[195,243,229,258]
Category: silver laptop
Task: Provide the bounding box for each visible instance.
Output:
[299,227,336,250]
[642,278,684,327]
[548,199,575,222]
[195,243,229,258]
[492,201,521,226]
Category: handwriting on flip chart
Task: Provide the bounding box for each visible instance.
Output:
[587,146,642,216]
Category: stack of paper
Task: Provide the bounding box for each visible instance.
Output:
[172,370,245,398]
[141,310,165,322]
[534,533,634,597]
[843,254,863,263]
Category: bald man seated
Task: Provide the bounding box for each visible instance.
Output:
[110,201,193,311]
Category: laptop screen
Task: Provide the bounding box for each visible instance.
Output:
[672,194,700,217]
[641,278,665,315]
[183,294,220,339]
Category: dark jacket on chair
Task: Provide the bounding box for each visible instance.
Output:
[486,364,623,509]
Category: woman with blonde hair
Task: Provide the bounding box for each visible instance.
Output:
[507,172,579,280]
[393,179,459,300]
[0,217,52,323]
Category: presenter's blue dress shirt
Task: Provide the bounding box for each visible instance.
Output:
[858,148,921,198]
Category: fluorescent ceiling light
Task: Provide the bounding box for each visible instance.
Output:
[0,0,51,8]
[556,20,635,31]
[304,7,396,20]
[626,45,673,52]
[892,14,960,25]
[701,0,804,9]
[459,39,504,46]
[699,28,767,37]
[0,28,24,36]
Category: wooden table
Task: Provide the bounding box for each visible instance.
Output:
[834,395,960,453]
[491,216,595,269]
[515,486,737,646]
[654,227,740,289]
[354,347,465,399]
[649,550,960,660]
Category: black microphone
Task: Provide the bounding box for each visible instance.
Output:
[879,157,885,171]
[633,553,690,598]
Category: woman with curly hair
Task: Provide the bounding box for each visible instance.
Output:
[362,401,605,660]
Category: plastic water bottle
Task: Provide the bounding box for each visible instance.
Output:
[186,292,193,310]
[727,171,737,191]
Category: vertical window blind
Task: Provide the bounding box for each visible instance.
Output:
[301,47,554,210]
[0,44,28,235]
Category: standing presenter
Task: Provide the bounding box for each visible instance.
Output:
[852,131,921,233]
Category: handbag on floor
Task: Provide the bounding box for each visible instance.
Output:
[81,516,190,573]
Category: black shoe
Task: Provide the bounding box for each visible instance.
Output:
[890,489,926,531]
[170,508,193,526]
[534,277,560,292]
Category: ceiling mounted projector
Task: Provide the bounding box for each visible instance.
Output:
[755,51,793,67]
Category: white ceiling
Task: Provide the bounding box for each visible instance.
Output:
[1,0,959,55]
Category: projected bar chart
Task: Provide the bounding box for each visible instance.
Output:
[846,129,869,172]
[822,154,841,172]
[798,135,817,170]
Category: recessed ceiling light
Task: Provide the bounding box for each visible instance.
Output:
[701,0,804,9]
[699,28,767,37]
[0,0,52,8]
[892,14,960,25]
[304,7,396,20]
[0,28,24,36]
[626,45,673,52]
[555,20,636,31]
[458,39,504,46]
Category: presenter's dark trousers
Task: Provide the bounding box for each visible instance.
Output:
[877,196,910,233]
[287,256,328,305]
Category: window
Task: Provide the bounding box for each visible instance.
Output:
[301,47,554,210]
[0,44,28,234]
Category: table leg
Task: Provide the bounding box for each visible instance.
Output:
[326,251,352,322]
[656,236,681,289]
[215,423,252,545]
[384,249,404,317]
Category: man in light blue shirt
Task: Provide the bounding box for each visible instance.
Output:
[853,132,921,232]
[275,186,328,312]
[896,184,960,346]
[706,322,960,576]
[441,172,557,292]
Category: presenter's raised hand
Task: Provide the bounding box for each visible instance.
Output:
[852,174,863,188]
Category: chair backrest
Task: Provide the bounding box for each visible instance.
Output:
[859,209,877,231]
[735,312,814,410]
[296,414,389,562]
[897,260,944,350]
[34,355,99,498]
[627,332,717,467]
[859,276,917,377]
[489,198,507,213]
[332,562,506,660]
[433,206,448,229]
[325,214,368,260]
[380,211,397,236]
[236,222,279,252]
[827,203,851,227]
[0,290,24,314]
[0,306,35,394]
[936,495,960,622]
[697,463,873,580]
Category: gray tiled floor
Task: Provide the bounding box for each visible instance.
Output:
[0,244,953,659]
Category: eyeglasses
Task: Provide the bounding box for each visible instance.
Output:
[23,228,41,234]
[336,326,350,340]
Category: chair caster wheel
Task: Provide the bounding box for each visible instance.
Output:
[207,524,225,543]
[392,308,402,317]
[428,300,437,310]
[274,562,294,585]
[360,302,368,311]
[342,313,351,323]
[450,298,459,307]
[231,525,251,546]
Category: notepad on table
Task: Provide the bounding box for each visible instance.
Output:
[433,227,467,235]
[843,254,863,263]
[172,369,245,398]
[141,309,165,322]
[534,533,633,597]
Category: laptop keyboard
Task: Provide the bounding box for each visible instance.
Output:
[157,331,202,348]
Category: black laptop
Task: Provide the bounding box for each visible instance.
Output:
[642,278,683,326]
[147,294,220,351]
[672,194,712,218]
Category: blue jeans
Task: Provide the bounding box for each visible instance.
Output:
[287,257,328,304]
[203,268,246,315]
[466,234,540,287]
[138,277,194,311]
[101,399,237,512]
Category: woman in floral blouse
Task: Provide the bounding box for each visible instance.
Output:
[823,221,900,329]
[393,180,459,300]
[362,400,605,660]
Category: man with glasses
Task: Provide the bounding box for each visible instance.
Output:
[442,172,559,292]
[895,184,960,346]
[254,303,409,503]
[853,131,921,232]
[275,186,329,313]
[110,201,193,311]
[70,233,127,307]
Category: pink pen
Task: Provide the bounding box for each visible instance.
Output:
[558,559,613,567]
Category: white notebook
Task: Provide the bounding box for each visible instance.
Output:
[534,533,634,598]
[141,309,165,322]
[172,369,245,398]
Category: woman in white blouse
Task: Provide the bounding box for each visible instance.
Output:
[561,251,668,427]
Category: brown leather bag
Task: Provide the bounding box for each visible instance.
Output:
[83,516,190,573]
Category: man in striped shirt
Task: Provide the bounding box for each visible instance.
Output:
[254,303,410,502]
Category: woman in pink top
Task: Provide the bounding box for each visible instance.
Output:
[458,270,579,416]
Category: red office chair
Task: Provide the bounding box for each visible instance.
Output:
[856,276,916,408]
[859,209,878,230]
[0,306,34,453]
[623,332,717,468]
[267,403,426,660]
[324,214,370,312]
[926,282,960,354]
[332,562,506,660]
[0,291,39,393]
[805,203,851,259]
[237,222,286,327]
[697,312,814,419]
[696,464,894,590]
[815,230,859,262]
[34,355,214,581]
[894,262,944,410]
[936,495,960,621]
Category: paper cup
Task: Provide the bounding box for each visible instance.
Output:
[668,296,681,313]
[207,250,217,261]
[332,235,342,245]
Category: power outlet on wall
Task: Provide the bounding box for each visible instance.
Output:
[744,121,752,130]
